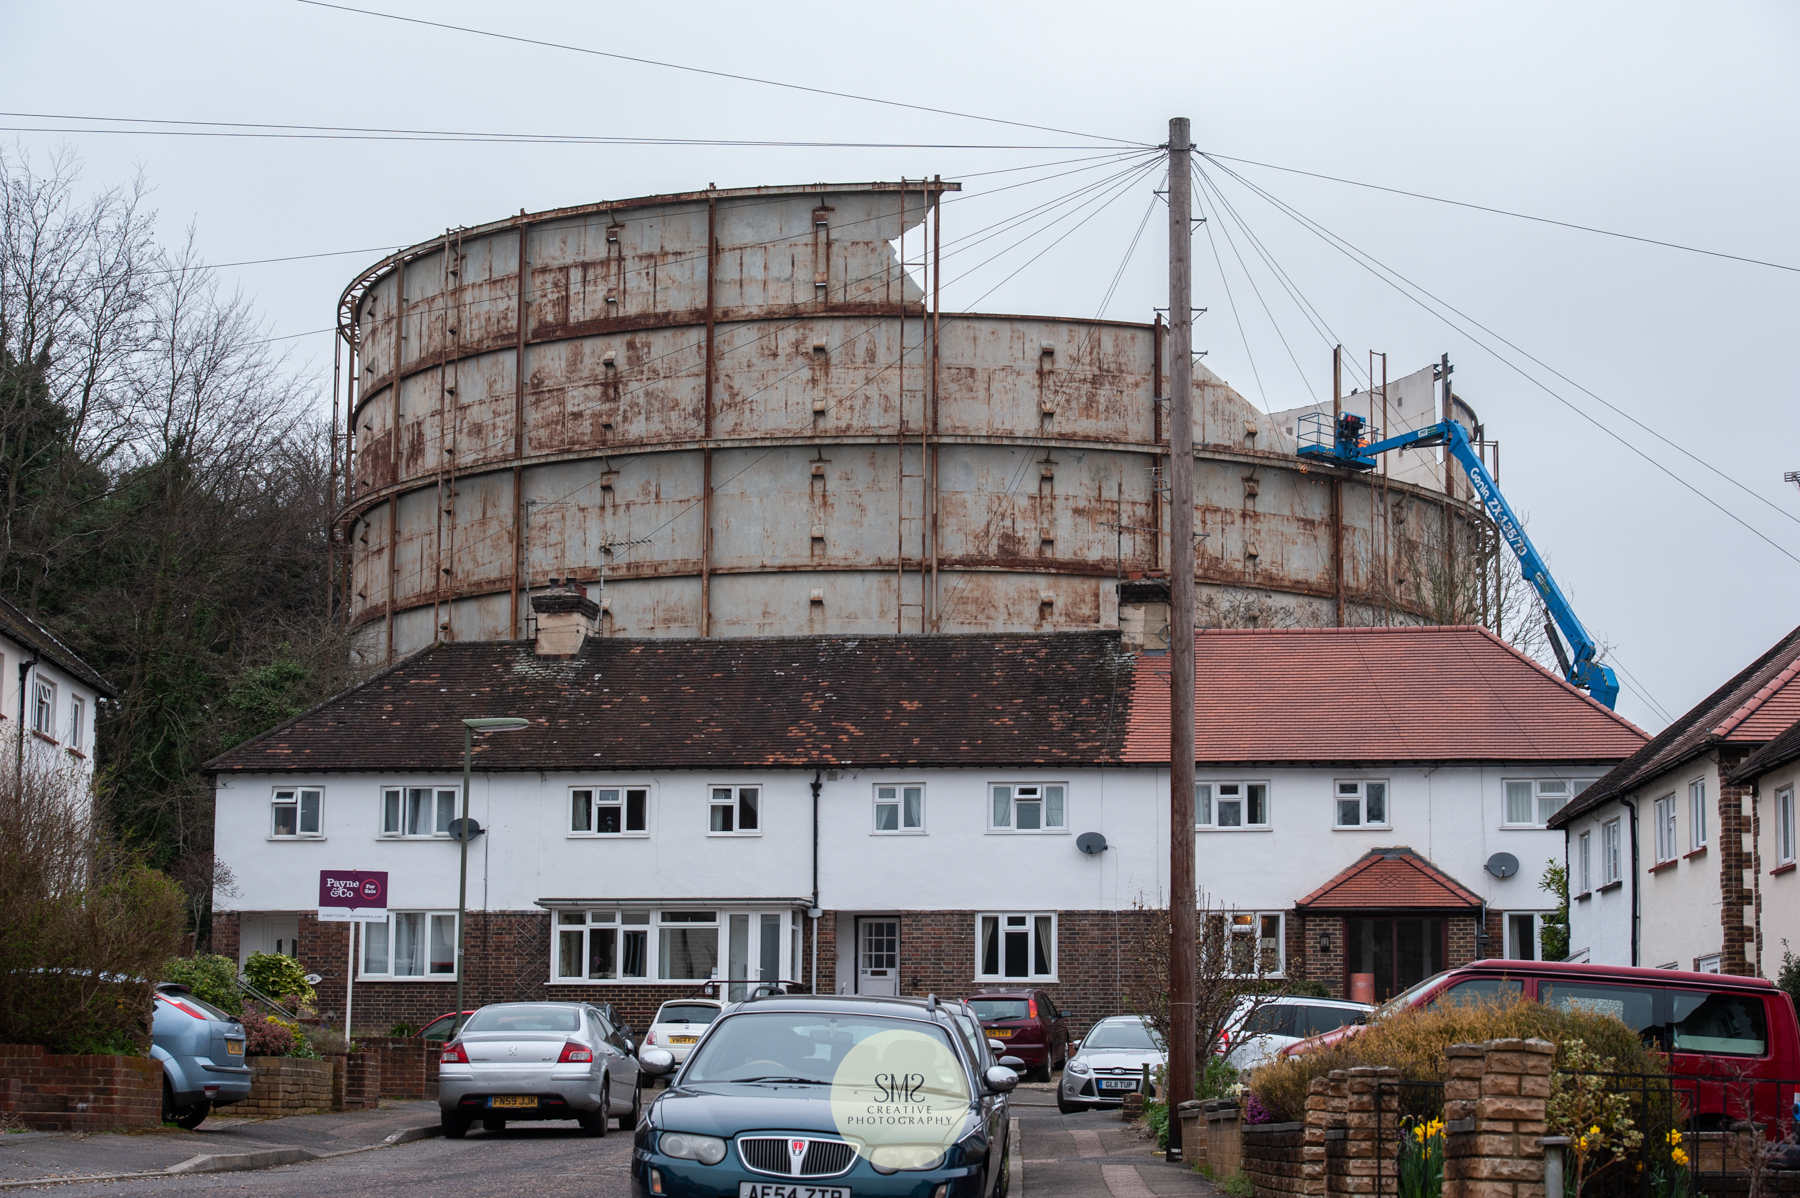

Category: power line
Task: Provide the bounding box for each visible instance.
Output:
[292,0,1146,148]
[1202,151,1800,275]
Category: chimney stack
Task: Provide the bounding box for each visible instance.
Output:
[530,582,600,656]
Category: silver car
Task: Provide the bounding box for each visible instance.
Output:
[151,985,250,1128]
[1058,1015,1165,1114]
[1221,995,1371,1072]
[438,1001,641,1137]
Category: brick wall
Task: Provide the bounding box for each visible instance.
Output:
[1717,749,1754,975]
[356,1037,437,1100]
[1442,1037,1552,1198]
[1241,1123,1306,1195]
[235,1057,335,1116]
[1288,913,1346,997]
[211,910,240,965]
[0,1044,162,1132]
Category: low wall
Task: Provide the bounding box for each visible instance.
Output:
[1242,1123,1305,1195]
[357,1036,436,1100]
[0,1044,162,1132]
[235,1057,335,1116]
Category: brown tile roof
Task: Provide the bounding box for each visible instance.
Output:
[0,594,116,698]
[1294,847,1485,912]
[201,632,1138,774]
[1122,626,1645,765]
[1726,716,1800,786]
[1551,623,1800,828]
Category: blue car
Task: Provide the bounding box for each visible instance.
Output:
[633,993,1019,1198]
[151,984,250,1128]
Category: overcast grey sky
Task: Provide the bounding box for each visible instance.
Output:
[8,0,1798,732]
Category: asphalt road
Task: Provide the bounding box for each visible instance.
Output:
[19,1124,637,1198]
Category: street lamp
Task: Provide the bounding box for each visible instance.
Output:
[454,717,530,1038]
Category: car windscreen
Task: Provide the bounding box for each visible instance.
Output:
[655,1004,721,1026]
[1081,1020,1161,1050]
[684,1012,963,1085]
[461,1005,582,1033]
[968,999,1031,1021]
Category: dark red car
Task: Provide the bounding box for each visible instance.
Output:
[965,988,1072,1082]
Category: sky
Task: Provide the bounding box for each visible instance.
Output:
[6,0,1798,733]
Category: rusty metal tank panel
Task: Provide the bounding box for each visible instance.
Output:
[334,181,1485,664]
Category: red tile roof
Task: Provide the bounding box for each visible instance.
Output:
[1553,623,1800,827]
[1122,626,1645,764]
[1295,847,1485,912]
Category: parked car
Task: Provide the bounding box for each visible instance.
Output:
[1281,959,1800,1131]
[965,988,1071,1082]
[1220,995,1370,1072]
[424,1001,632,1044]
[1058,1015,1165,1114]
[439,1001,641,1138]
[151,984,250,1128]
[644,999,723,1064]
[633,993,1021,1197]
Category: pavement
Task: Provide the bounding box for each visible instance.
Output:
[0,1100,444,1188]
[1011,1078,1224,1197]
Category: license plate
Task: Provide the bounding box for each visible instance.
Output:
[668,1035,697,1044]
[1099,1079,1137,1090]
[488,1096,538,1109]
[226,1041,244,1056]
[987,1029,1014,1038]
[738,1185,849,1198]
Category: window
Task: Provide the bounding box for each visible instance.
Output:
[570,787,648,835]
[977,912,1056,980]
[1196,782,1269,830]
[658,910,719,980]
[1503,779,1580,828]
[1578,831,1592,893]
[1334,780,1388,828]
[1693,955,1721,974]
[382,787,459,837]
[873,785,924,833]
[32,680,54,738]
[989,784,1067,832]
[1688,779,1708,850]
[709,787,760,835]
[1222,912,1283,976]
[554,910,648,980]
[1602,818,1622,883]
[1654,794,1677,863]
[1778,786,1796,865]
[360,911,457,979]
[271,788,323,838]
[67,696,85,754]
[1505,912,1539,960]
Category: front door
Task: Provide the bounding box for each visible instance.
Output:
[727,913,786,1000]
[857,918,899,996]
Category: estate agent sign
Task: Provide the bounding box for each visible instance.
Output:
[317,870,388,922]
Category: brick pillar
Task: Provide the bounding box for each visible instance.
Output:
[1343,1066,1402,1196]
[1443,1037,1553,1198]
[1717,750,1754,975]
[1302,1075,1333,1196]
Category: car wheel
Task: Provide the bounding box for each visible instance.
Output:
[577,1105,609,1137]
[160,1079,176,1125]
[1028,1063,1052,1084]
[995,1125,1013,1198]
[173,1101,211,1130]
[618,1081,641,1131]
[441,1111,471,1139]
[1056,1091,1084,1115]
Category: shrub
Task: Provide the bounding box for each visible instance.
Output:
[1247,995,1661,1123]
[242,1014,296,1056]
[309,1027,352,1056]
[243,952,316,1006]
[1777,941,1800,1013]
[161,954,244,1016]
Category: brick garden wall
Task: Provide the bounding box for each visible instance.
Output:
[0,1045,162,1132]
[1241,1124,1306,1195]
[211,910,240,963]
[235,1057,335,1116]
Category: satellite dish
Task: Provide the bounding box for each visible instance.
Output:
[447,817,484,842]
[1076,832,1109,856]
[302,973,323,986]
[1486,852,1520,879]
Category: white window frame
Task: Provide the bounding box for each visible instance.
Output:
[380,786,460,838]
[1195,781,1270,831]
[551,909,650,982]
[31,679,54,739]
[1502,778,1585,829]
[1602,818,1623,883]
[1578,830,1592,893]
[1653,794,1677,863]
[657,909,721,981]
[67,695,85,754]
[988,783,1068,834]
[569,785,650,837]
[975,912,1057,981]
[1778,786,1796,866]
[271,787,324,839]
[1504,911,1540,960]
[1694,954,1722,974]
[1333,779,1390,829]
[708,786,761,836]
[358,910,458,980]
[872,784,926,834]
[1688,779,1708,850]
[1221,911,1285,977]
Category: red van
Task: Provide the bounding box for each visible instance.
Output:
[1283,959,1800,1130]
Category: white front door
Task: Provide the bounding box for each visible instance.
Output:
[857,918,899,996]
[727,912,786,1000]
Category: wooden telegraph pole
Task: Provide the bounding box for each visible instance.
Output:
[1165,116,1198,1162]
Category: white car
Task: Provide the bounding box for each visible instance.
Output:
[1221,995,1371,1072]
[1058,1015,1166,1114]
[641,998,722,1063]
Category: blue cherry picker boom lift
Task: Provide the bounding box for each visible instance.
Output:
[1297,409,1621,710]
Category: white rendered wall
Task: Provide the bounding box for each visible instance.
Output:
[1562,800,1636,966]
[1635,759,1727,971]
[0,631,101,783]
[1753,761,1800,973]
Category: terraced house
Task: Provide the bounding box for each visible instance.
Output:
[204,585,1643,1036]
